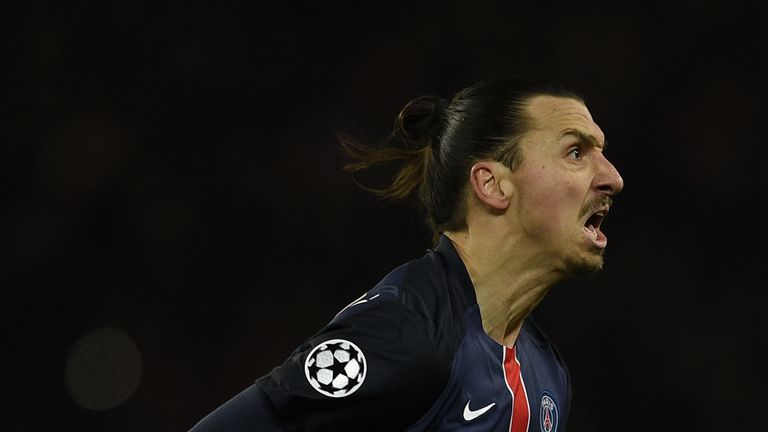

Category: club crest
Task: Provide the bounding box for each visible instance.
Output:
[539,393,559,432]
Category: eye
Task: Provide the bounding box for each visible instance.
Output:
[567,146,582,160]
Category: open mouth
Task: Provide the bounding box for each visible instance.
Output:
[583,206,609,248]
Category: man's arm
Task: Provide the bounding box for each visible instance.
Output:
[189,383,283,431]
[188,294,450,431]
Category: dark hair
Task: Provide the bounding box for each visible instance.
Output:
[339,78,583,243]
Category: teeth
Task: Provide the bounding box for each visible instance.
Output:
[585,224,597,240]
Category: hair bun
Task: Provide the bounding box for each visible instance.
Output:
[394,95,447,148]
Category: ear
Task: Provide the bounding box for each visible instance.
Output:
[469,161,511,210]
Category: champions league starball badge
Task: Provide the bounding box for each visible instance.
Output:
[540,393,559,432]
[304,339,367,398]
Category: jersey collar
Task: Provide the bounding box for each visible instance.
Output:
[434,234,479,309]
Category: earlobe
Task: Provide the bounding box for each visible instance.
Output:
[469,162,511,210]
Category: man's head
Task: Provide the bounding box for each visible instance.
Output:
[341,78,623,273]
[421,79,590,235]
[466,95,623,275]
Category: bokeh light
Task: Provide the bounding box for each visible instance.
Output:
[64,327,142,410]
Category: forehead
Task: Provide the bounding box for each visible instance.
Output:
[524,95,605,144]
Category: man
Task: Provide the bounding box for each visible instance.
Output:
[189,79,623,431]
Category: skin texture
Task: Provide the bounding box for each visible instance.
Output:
[445,95,624,347]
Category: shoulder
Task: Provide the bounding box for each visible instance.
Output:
[522,316,568,367]
[256,251,464,430]
[333,248,458,327]
[322,250,463,371]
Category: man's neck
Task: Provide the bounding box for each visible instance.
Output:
[445,231,563,347]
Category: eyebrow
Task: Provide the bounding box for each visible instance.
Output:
[560,128,607,150]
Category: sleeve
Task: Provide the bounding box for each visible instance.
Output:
[202,293,450,432]
[188,383,283,431]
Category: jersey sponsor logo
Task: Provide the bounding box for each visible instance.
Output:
[462,401,496,421]
[539,393,559,432]
[304,339,367,398]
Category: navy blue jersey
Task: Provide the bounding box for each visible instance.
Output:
[190,235,570,431]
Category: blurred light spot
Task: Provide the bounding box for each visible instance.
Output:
[65,327,142,410]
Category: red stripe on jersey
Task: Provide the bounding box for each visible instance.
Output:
[503,346,530,432]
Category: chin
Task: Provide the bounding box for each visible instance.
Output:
[564,251,605,277]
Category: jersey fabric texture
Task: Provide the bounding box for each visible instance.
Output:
[189,235,571,431]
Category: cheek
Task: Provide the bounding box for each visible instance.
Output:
[534,194,568,230]
[519,175,580,234]
[518,176,564,228]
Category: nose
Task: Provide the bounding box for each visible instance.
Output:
[594,153,624,196]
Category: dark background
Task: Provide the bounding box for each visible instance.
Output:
[4,2,767,431]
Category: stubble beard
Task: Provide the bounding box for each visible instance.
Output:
[564,249,605,277]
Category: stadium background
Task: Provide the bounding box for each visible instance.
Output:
[4,2,767,431]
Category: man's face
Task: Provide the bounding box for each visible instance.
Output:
[508,95,624,275]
